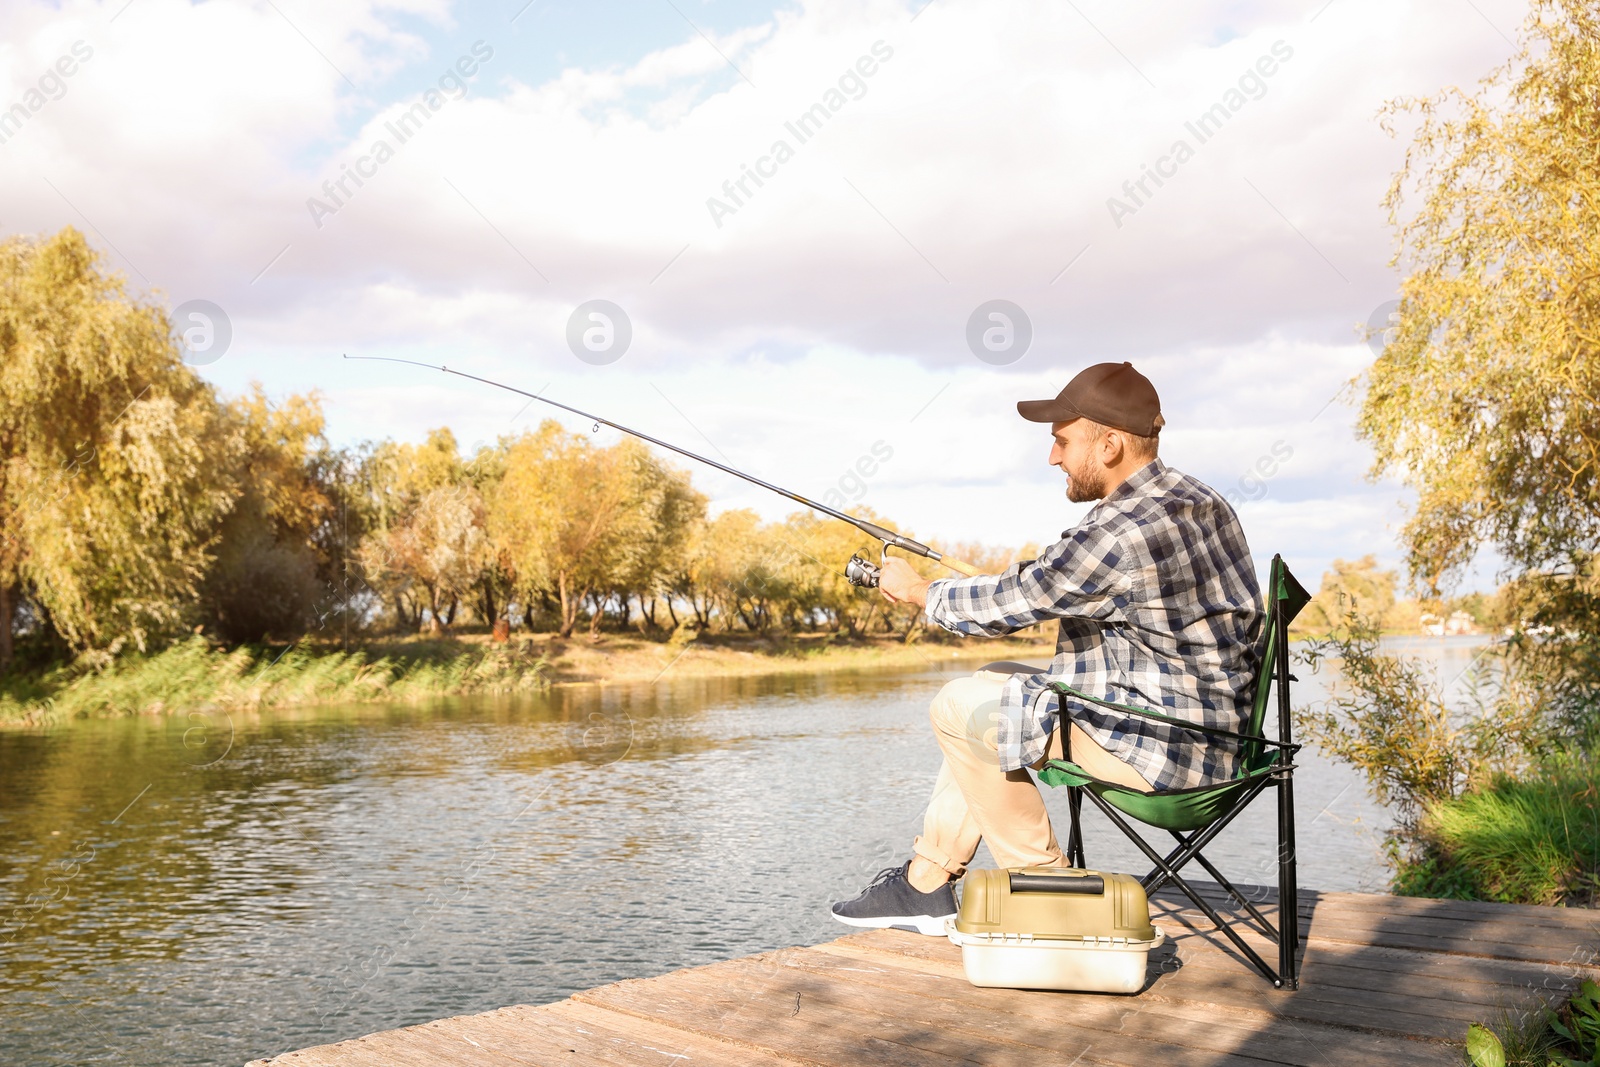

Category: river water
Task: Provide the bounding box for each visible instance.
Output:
[0,638,1490,1067]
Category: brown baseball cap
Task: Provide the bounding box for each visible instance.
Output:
[1017,361,1162,436]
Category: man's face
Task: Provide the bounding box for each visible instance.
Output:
[1049,419,1109,503]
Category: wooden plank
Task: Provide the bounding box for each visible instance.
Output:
[812,935,1470,1045]
[480,1001,816,1066]
[1173,936,1583,1007]
[258,1013,532,1067]
[1301,908,1598,956]
[576,948,1293,1067]
[248,998,817,1067]
[1147,894,1595,967]
[575,955,995,1067]
[828,919,1584,1034]
[1315,891,1600,932]
[1156,886,1600,943]
[761,946,1459,1067]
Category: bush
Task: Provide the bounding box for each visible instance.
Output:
[1297,611,1544,835]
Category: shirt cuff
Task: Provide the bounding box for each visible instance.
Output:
[923,577,956,630]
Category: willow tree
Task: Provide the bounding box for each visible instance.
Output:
[1366,0,1600,588]
[1360,0,1600,725]
[0,228,233,667]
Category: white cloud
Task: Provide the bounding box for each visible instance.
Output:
[0,0,1534,589]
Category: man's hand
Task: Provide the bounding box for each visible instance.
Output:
[878,555,931,608]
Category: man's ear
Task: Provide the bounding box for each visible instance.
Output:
[1100,430,1126,466]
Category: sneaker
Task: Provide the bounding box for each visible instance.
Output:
[830,861,958,936]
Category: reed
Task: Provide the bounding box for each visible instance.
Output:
[0,636,549,725]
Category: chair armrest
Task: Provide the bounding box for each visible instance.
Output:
[1047,682,1296,751]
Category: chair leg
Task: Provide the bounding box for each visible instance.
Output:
[1278,777,1300,990]
[1066,786,1087,868]
[1142,837,1193,896]
[1178,836,1280,943]
[1080,790,1282,986]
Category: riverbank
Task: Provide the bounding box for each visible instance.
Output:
[0,630,1057,725]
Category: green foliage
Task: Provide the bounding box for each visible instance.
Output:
[1298,611,1543,833]
[1293,556,1400,635]
[1369,0,1600,590]
[1468,1023,1509,1067]
[1550,980,1600,1065]
[1465,980,1600,1067]
[1309,1,1600,911]
[203,385,335,643]
[0,228,235,659]
[1362,0,1600,731]
[1396,753,1600,906]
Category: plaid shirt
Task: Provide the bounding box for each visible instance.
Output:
[924,459,1262,790]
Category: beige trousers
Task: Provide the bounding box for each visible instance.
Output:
[911,670,1155,878]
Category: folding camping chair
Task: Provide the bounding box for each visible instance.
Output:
[1033,554,1311,989]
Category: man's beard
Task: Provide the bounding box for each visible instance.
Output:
[1066,458,1108,503]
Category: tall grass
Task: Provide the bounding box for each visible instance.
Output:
[1395,754,1600,906]
[0,636,549,725]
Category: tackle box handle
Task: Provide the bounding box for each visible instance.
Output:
[1008,870,1106,895]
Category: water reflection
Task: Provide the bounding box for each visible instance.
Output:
[0,645,1483,1067]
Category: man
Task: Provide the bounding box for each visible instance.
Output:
[830,361,1262,935]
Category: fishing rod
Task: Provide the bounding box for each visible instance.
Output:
[343,355,982,586]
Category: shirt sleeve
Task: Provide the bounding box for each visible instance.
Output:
[925,524,1131,637]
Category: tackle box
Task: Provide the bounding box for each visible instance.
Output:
[946,867,1163,993]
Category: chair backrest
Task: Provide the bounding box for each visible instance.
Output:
[1237,555,1312,771]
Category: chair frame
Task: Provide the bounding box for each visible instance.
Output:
[1043,554,1305,989]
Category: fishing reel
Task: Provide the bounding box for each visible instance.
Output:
[845,551,881,588]
[845,545,892,588]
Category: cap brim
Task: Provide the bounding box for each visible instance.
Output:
[1017,398,1084,423]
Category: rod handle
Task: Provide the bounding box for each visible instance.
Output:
[939,556,983,578]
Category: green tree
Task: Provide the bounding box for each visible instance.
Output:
[0,228,233,666]
[384,485,490,632]
[356,427,476,631]
[1292,556,1400,635]
[1367,0,1600,588]
[202,385,332,643]
[1362,0,1600,725]
[599,442,703,634]
[490,421,638,639]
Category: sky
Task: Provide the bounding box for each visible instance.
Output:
[0,0,1533,592]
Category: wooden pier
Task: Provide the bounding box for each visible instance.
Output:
[250,885,1600,1066]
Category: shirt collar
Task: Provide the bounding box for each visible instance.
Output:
[1079,458,1166,525]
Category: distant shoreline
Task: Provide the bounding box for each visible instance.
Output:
[532,631,1057,688]
[0,631,1059,726]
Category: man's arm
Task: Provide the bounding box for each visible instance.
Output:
[880,525,1130,637]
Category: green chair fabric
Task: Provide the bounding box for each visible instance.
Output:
[1036,553,1312,988]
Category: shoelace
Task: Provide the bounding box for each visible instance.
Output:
[860,864,911,893]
